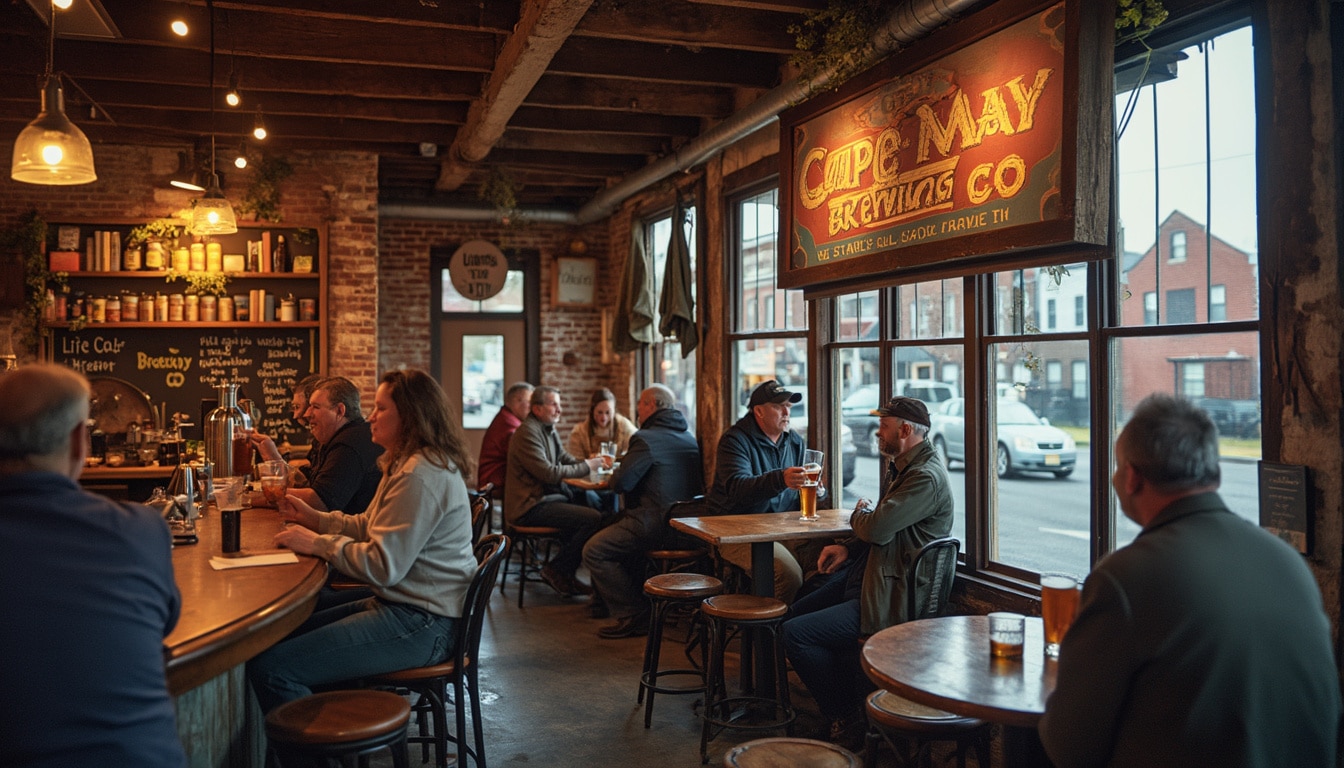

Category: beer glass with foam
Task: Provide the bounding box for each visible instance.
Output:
[799,449,823,521]
[1041,573,1080,658]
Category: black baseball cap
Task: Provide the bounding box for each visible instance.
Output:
[871,396,931,427]
[748,380,802,408]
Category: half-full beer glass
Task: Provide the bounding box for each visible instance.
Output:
[1041,573,1080,657]
[799,449,823,521]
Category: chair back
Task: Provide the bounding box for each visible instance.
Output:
[664,494,706,523]
[469,483,494,546]
[906,537,960,621]
[460,534,508,666]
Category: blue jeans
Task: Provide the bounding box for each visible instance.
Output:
[517,500,603,576]
[783,575,865,720]
[248,597,456,713]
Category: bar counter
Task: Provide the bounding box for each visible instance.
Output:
[168,505,326,767]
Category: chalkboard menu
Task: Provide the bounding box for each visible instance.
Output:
[49,325,320,445]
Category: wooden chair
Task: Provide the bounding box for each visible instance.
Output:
[863,537,990,768]
[470,483,494,546]
[646,496,710,576]
[499,521,562,607]
[264,689,411,767]
[368,534,509,768]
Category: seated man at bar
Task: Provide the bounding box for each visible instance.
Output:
[1040,394,1340,767]
[704,379,811,602]
[0,364,187,767]
[249,372,324,467]
[477,381,533,493]
[505,385,607,596]
[256,377,383,515]
[783,396,953,743]
[582,384,704,638]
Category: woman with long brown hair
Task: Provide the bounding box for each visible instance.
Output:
[566,387,637,459]
[248,368,478,712]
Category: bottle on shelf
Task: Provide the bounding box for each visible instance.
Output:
[272,235,288,273]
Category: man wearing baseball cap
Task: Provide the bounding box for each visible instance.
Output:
[704,379,815,602]
[783,394,954,745]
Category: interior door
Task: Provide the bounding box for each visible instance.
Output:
[440,318,527,462]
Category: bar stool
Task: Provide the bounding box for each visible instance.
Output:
[500,522,561,607]
[639,572,724,728]
[723,737,860,767]
[264,689,411,767]
[699,594,796,764]
[863,690,990,768]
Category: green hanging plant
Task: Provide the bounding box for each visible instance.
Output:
[127,217,186,249]
[788,0,890,90]
[1115,0,1168,45]
[236,157,293,222]
[1,211,66,348]
[478,166,524,228]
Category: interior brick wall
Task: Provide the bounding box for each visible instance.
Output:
[0,144,381,401]
[377,216,626,434]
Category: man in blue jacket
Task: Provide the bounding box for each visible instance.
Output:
[583,384,704,638]
[704,379,813,602]
[0,364,186,767]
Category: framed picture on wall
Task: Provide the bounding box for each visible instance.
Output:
[553,257,596,307]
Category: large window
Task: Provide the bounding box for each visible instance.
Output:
[813,23,1260,581]
[641,209,697,428]
[729,184,809,449]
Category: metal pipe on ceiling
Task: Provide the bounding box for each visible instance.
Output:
[379,0,987,225]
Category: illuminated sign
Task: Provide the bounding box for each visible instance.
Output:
[779,0,1110,289]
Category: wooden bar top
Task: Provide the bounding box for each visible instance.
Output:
[165,506,327,695]
[861,615,1055,729]
[670,508,852,545]
[81,464,175,480]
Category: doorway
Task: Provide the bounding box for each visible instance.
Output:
[430,247,540,465]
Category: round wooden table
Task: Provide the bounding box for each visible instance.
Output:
[861,615,1056,767]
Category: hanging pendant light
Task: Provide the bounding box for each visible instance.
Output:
[169,148,205,191]
[11,2,96,185]
[192,0,236,235]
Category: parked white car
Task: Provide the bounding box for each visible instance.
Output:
[841,381,956,456]
[930,398,1076,479]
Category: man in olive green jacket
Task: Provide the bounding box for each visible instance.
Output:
[783,396,953,733]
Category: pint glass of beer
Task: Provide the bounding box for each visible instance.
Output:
[799,449,823,521]
[1041,573,1080,657]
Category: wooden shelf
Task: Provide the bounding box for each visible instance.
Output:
[44,321,320,329]
[61,270,318,279]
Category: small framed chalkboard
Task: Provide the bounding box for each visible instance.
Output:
[1259,461,1309,553]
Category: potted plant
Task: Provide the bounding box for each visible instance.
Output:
[127,217,186,270]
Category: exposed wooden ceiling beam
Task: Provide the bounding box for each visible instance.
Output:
[574,2,797,54]
[496,129,666,156]
[526,74,739,118]
[548,36,781,88]
[437,0,594,192]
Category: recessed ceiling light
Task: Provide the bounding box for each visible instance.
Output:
[52,0,74,10]
[171,20,188,36]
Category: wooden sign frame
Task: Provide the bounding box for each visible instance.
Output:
[553,256,597,307]
[777,0,1112,290]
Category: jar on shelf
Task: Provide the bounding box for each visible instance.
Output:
[144,241,165,270]
[69,292,85,321]
[185,294,200,322]
[172,248,190,273]
[299,298,316,321]
[139,292,154,322]
[155,293,169,322]
[189,243,206,272]
[206,242,222,272]
[168,293,184,322]
[90,297,107,323]
[124,247,142,271]
[279,296,296,322]
[200,295,217,322]
[219,296,234,322]
[122,293,138,322]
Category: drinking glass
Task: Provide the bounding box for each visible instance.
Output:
[599,441,617,475]
[988,612,1025,658]
[1041,573,1080,658]
[799,449,824,520]
[258,460,289,506]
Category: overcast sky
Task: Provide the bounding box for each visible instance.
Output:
[1116,26,1258,259]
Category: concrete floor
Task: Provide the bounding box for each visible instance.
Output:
[363,561,975,768]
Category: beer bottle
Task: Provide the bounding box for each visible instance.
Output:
[272,235,288,273]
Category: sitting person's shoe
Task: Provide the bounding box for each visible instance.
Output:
[826,713,866,752]
[597,613,650,639]
[539,564,574,596]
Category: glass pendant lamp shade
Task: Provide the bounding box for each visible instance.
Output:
[193,171,237,235]
[11,76,97,185]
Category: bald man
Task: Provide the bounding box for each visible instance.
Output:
[0,364,186,767]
